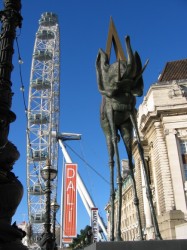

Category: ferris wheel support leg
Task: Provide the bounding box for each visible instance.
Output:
[58,139,107,240]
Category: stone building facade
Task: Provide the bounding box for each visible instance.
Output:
[105,59,187,240]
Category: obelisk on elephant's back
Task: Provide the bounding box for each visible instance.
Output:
[0,1,27,249]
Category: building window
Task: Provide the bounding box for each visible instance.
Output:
[145,157,153,184]
[180,141,187,180]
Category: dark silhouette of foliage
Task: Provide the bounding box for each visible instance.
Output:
[70,225,92,249]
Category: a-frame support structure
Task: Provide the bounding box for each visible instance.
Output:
[56,132,107,247]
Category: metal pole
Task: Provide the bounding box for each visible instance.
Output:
[44,174,52,235]
[52,211,56,240]
[0,1,22,172]
[51,200,59,248]
[53,211,58,250]
[39,160,57,250]
[0,1,27,249]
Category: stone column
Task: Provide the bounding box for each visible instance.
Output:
[164,129,187,212]
[152,122,174,214]
[140,163,152,228]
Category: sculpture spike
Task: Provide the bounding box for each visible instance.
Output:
[106,17,126,63]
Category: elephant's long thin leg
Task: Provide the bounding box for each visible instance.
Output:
[120,119,143,240]
[105,135,115,241]
[130,113,162,240]
[109,160,115,241]
[107,107,123,241]
[129,165,144,240]
[112,136,122,241]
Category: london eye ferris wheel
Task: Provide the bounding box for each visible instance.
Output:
[26,12,60,238]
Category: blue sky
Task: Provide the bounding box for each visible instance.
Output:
[2,0,187,234]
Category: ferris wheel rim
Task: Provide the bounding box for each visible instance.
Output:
[26,12,60,238]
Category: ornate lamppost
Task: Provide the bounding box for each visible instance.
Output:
[39,159,57,250]
[0,1,27,250]
[51,200,60,250]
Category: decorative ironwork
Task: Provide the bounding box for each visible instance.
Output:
[0,1,28,249]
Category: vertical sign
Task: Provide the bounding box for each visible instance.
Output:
[91,208,99,242]
[63,163,77,238]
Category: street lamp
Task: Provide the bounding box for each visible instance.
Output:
[0,1,28,250]
[51,199,60,249]
[39,159,57,250]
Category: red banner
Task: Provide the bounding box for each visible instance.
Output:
[63,163,77,238]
